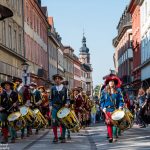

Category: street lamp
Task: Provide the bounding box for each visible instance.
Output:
[21,61,29,85]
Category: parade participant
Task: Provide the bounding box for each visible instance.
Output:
[137,88,146,128]
[0,86,9,143]
[100,76,124,143]
[50,74,69,143]
[30,82,42,134]
[71,87,84,126]
[1,81,18,143]
[62,80,71,140]
[38,86,49,120]
[13,78,31,138]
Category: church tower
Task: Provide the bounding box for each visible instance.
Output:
[79,35,90,65]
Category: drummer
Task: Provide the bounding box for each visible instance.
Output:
[30,82,42,134]
[50,74,69,143]
[13,78,31,138]
[70,87,84,127]
[1,81,18,143]
[38,86,49,121]
[100,75,124,143]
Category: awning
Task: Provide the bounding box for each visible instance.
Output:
[0,4,13,20]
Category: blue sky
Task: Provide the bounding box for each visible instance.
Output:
[42,0,130,87]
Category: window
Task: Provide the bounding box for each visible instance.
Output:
[18,34,22,55]
[14,30,17,51]
[2,21,6,45]
[145,2,148,21]
[8,25,12,49]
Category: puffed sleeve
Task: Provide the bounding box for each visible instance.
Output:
[100,90,106,109]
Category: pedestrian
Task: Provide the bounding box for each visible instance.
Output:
[91,102,97,124]
[100,75,124,143]
[137,88,146,128]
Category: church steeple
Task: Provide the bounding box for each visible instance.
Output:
[80,34,89,53]
[79,33,90,64]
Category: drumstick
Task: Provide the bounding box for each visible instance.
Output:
[7,101,18,112]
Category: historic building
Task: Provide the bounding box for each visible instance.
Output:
[140,0,150,88]
[63,46,74,90]
[0,0,25,82]
[113,6,133,88]
[73,54,82,88]
[48,17,63,84]
[24,0,49,86]
[128,0,142,89]
[79,35,93,96]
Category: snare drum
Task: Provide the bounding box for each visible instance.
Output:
[33,109,48,128]
[8,112,26,131]
[20,106,35,124]
[57,107,80,132]
[111,109,130,130]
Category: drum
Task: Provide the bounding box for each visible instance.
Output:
[111,109,131,130]
[8,112,26,131]
[123,108,134,128]
[33,109,48,128]
[0,113,8,129]
[19,106,35,124]
[57,107,80,132]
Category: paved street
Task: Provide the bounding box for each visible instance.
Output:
[7,124,150,150]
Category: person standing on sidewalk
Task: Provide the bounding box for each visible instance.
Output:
[100,75,124,143]
[50,74,69,143]
[91,102,97,125]
[137,88,146,128]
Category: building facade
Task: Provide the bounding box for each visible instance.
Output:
[113,6,133,87]
[128,0,142,89]
[0,0,25,82]
[24,0,49,86]
[140,0,150,88]
[48,17,60,84]
[64,46,74,90]
[73,54,82,88]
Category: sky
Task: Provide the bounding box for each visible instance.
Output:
[42,0,130,87]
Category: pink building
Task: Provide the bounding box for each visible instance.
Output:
[24,0,49,86]
[128,0,143,89]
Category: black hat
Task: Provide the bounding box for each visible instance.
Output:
[52,74,63,81]
[12,77,22,83]
[1,81,14,87]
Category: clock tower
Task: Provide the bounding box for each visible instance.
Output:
[79,35,90,65]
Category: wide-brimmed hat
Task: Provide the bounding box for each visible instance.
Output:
[105,75,122,88]
[38,86,45,92]
[52,74,63,81]
[1,81,14,87]
[29,82,37,87]
[72,87,80,93]
[77,86,83,92]
[12,77,22,83]
[62,80,69,85]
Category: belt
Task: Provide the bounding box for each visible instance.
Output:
[106,106,115,109]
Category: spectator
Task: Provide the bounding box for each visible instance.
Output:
[91,102,97,124]
[137,88,146,128]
